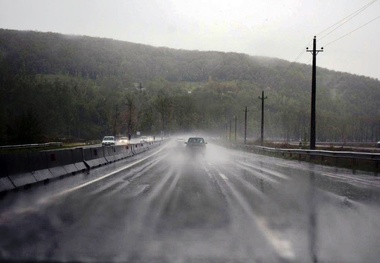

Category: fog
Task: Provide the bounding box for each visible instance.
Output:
[1,0,379,79]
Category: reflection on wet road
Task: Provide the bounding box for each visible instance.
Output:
[1,140,380,263]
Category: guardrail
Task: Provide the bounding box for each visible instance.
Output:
[0,140,164,194]
[233,144,380,173]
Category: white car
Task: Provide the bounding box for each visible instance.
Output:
[118,137,129,145]
[140,136,154,143]
[102,136,115,146]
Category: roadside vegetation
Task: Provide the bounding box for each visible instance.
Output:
[1,29,379,145]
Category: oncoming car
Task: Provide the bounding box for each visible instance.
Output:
[118,136,129,145]
[140,136,154,143]
[102,136,115,146]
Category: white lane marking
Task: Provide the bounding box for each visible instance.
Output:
[205,162,229,181]
[203,163,212,179]
[212,164,265,200]
[256,216,295,260]
[219,173,229,181]
[212,166,295,260]
[238,160,290,181]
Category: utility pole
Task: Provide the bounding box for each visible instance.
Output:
[244,107,248,144]
[113,105,119,136]
[258,90,267,145]
[307,36,323,150]
[226,122,228,140]
[234,115,237,143]
[229,118,232,142]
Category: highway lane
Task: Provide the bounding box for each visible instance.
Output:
[1,140,380,263]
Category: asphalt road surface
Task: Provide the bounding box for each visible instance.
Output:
[1,140,380,263]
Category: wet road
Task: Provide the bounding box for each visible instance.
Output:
[1,140,380,263]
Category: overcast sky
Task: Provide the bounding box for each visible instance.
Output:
[1,0,379,79]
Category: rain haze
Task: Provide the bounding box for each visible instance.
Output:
[0,0,379,79]
[1,1,380,263]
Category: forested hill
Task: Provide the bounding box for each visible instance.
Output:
[3,28,379,85]
[0,29,379,144]
[1,28,301,84]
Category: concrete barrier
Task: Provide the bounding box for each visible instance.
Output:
[147,141,160,149]
[0,154,7,178]
[120,145,134,159]
[113,146,123,161]
[46,150,76,177]
[0,155,15,192]
[6,152,37,188]
[83,147,108,168]
[104,146,117,163]
[71,148,87,172]
[132,143,149,155]
[0,176,14,192]
[28,151,53,182]
[113,146,126,161]
[0,140,164,193]
[45,148,87,176]
[141,143,149,152]
[131,144,140,155]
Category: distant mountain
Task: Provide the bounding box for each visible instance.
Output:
[0,29,379,144]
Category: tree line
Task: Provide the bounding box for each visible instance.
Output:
[0,29,379,144]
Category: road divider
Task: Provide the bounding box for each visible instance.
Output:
[103,146,117,163]
[28,151,53,182]
[0,155,14,192]
[83,147,108,168]
[116,145,133,160]
[47,150,75,178]
[70,148,87,172]
[132,143,149,155]
[0,140,167,193]
[5,152,37,189]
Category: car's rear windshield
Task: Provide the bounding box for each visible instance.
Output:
[103,136,114,140]
[188,138,204,143]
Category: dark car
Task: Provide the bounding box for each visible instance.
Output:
[185,137,207,153]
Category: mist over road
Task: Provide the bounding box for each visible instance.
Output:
[1,140,380,263]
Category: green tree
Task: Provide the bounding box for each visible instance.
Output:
[10,109,43,144]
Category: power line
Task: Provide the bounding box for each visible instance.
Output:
[292,48,307,63]
[290,0,377,65]
[292,39,313,62]
[317,0,377,41]
[324,15,380,47]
